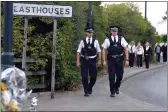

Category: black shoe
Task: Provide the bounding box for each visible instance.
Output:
[110,92,115,97]
[115,89,119,94]
[84,93,89,97]
[88,90,92,94]
[116,90,119,94]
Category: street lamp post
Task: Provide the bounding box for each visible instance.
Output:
[88,1,92,28]
[1,1,14,67]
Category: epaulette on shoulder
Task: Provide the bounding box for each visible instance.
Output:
[119,36,124,38]
[105,37,110,39]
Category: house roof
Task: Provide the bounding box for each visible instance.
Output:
[157,19,167,24]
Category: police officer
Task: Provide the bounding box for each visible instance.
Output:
[76,28,101,97]
[102,26,129,97]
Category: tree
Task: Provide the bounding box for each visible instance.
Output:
[162,34,167,42]
[103,3,156,46]
[155,35,162,43]
[162,11,167,20]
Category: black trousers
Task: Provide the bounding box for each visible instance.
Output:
[80,58,97,93]
[156,53,160,62]
[163,52,167,62]
[107,56,124,93]
[136,55,143,67]
[145,54,150,69]
[129,53,135,67]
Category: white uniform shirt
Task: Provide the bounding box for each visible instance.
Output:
[128,44,136,53]
[136,46,144,55]
[77,37,101,58]
[102,35,128,49]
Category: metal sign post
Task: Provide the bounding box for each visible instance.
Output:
[13,2,73,99]
[22,16,28,72]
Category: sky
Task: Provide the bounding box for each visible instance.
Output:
[101,2,167,28]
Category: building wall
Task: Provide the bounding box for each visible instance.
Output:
[156,19,167,35]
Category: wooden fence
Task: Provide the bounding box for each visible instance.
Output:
[14,58,47,90]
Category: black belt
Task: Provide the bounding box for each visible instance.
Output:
[109,54,123,58]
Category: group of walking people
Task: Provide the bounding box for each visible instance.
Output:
[128,41,167,69]
[128,41,152,69]
[76,26,167,98]
[155,42,167,63]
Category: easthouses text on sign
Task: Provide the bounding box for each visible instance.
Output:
[13,3,72,18]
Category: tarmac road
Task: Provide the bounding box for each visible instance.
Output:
[121,66,167,109]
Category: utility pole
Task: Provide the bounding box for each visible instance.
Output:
[145,1,147,20]
[2,1,14,68]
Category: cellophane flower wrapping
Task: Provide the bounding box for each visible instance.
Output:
[1,66,32,111]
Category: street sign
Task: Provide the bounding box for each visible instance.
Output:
[13,3,72,18]
[12,2,73,99]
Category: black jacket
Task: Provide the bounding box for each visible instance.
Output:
[144,46,152,56]
[162,45,167,54]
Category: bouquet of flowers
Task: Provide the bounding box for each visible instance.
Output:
[1,67,32,111]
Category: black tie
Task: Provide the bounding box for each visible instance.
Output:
[114,36,116,43]
[88,38,90,45]
[131,46,133,53]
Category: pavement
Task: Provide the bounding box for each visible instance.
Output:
[22,63,167,111]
